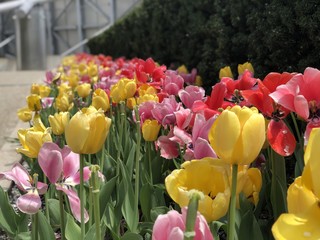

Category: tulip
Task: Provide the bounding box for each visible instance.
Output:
[76,83,92,98]
[27,94,42,112]
[17,106,32,122]
[55,93,73,112]
[65,106,111,154]
[126,97,137,109]
[152,208,213,240]
[165,158,230,222]
[238,62,254,75]
[92,88,110,112]
[110,78,137,103]
[142,119,161,141]
[16,116,52,158]
[219,66,233,79]
[272,128,320,239]
[0,163,47,214]
[48,112,70,135]
[208,105,265,165]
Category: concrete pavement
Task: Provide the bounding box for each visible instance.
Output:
[0,71,46,190]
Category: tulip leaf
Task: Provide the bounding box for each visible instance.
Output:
[85,223,106,240]
[120,232,143,240]
[0,187,18,235]
[65,212,81,240]
[209,221,226,240]
[14,232,31,240]
[37,211,55,240]
[100,175,117,216]
[150,206,170,222]
[140,184,152,221]
[119,160,138,232]
[48,199,61,229]
[125,144,136,179]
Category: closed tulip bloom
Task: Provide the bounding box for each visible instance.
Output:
[17,107,32,122]
[165,158,230,222]
[16,116,52,158]
[142,119,161,141]
[27,94,42,112]
[76,83,92,98]
[238,62,254,75]
[48,112,70,135]
[110,78,137,103]
[126,97,137,110]
[272,128,320,239]
[208,106,265,165]
[219,66,233,79]
[92,88,110,112]
[55,93,73,112]
[65,106,111,154]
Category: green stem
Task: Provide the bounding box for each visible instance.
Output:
[100,145,105,175]
[184,192,202,240]
[43,176,50,221]
[59,191,65,240]
[147,141,153,185]
[80,154,86,240]
[227,164,238,240]
[290,112,302,144]
[32,213,39,240]
[88,177,93,227]
[91,166,101,240]
[134,107,141,229]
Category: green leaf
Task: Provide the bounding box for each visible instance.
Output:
[48,199,61,229]
[16,213,29,233]
[84,223,106,240]
[14,231,31,240]
[0,187,18,235]
[65,213,81,240]
[209,221,226,240]
[140,184,152,221]
[121,232,143,240]
[119,160,138,232]
[37,211,55,240]
[100,174,117,216]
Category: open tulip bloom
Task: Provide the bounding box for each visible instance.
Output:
[0,163,47,214]
[38,142,90,222]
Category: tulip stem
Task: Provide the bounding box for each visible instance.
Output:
[134,106,141,230]
[228,164,238,240]
[32,213,39,240]
[43,176,50,221]
[184,191,202,240]
[88,177,93,227]
[59,191,65,240]
[80,154,85,240]
[91,166,101,240]
[147,141,153,184]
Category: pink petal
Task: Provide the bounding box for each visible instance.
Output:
[36,182,48,195]
[38,149,63,184]
[157,136,179,159]
[304,119,320,146]
[17,191,41,214]
[61,146,80,179]
[173,126,192,144]
[293,95,309,120]
[5,163,32,191]
[56,186,89,223]
[194,138,217,159]
[65,167,91,186]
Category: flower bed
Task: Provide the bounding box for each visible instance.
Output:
[0,53,319,239]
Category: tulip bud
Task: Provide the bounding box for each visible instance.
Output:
[17,107,32,122]
[76,83,92,98]
[142,119,161,141]
[92,88,110,112]
[48,112,70,135]
[219,66,233,79]
[238,62,254,75]
[27,94,42,112]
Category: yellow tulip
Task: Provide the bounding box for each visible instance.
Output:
[126,97,137,110]
[165,158,230,222]
[238,167,262,206]
[208,106,265,165]
[65,106,112,154]
[27,94,42,112]
[142,119,161,141]
[16,116,52,158]
[176,65,189,74]
[76,83,92,98]
[219,66,233,79]
[272,128,320,239]
[238,62,254,75]
[67,73,79,89]
[110,78,137,103]
[17,107,32,122]
[92,88,110,112]
[88,63,98,78]
[48,112,70,135]
[137,94,159,105]
[55,93,73,112]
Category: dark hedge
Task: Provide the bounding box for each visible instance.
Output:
[87,0,320,91]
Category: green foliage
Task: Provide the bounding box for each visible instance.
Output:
[88,0,320,91]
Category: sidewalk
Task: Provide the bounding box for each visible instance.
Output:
[0,71,46,190]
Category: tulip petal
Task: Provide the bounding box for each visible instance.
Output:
[56,186,89,223]
[267,120,296,156]
[65,166,91,186]
[0,163,32,191]
[61,146,80,179]
[209,110,240,164]
[193,138,217,159]
[38,148,63,184]
[240,113,265,165]
[17,191,41,214]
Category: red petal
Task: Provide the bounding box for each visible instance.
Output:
[267,120,296,156]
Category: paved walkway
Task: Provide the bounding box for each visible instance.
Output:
[0,71,47,190]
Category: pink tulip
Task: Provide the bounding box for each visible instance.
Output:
[178,85,206,109]
[162,70,185,96]
[38,142,91,222]
[152,96,181,126]
[0,163,47,214]
[152,208,214,240]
